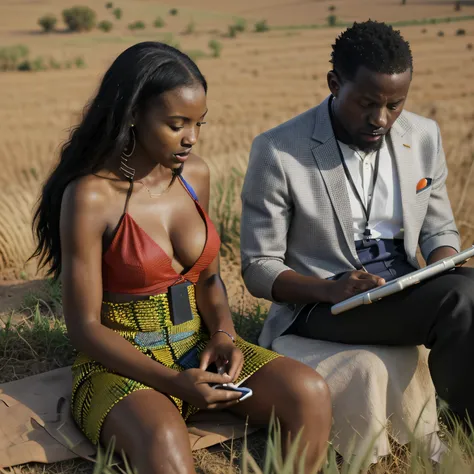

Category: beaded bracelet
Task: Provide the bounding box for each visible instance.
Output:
[211,329,236,344]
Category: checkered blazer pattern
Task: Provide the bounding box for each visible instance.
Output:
[240,95,460,348]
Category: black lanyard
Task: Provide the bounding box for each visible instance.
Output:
[328,97,381,240]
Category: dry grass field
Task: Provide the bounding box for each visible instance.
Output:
[0,0,474,472]
[1,0,474,289]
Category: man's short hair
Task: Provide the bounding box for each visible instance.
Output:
[330,20,413,80]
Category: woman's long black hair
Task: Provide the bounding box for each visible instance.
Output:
[31,41,207,280]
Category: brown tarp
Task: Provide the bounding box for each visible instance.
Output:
[0,367,257,468]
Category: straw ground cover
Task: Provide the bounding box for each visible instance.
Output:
[0,0,474,472]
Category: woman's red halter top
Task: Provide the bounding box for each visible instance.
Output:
[102,176,221,295]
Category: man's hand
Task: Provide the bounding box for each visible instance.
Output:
[328,270,385,305]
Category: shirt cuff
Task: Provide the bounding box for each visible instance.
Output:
[242,259,294,303]
[420,232,461,262]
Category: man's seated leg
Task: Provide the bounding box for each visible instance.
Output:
[288,267,474,422]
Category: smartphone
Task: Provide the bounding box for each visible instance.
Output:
[212,383,253,402]
[207,365,254,401]
[177,346,200,370]
[168,281,194,325]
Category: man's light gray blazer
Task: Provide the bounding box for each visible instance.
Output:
[240,96,461,349]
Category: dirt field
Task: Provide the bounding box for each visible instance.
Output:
[2,0,474,301]
[2,0,474,31]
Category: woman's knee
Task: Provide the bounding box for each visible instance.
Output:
[101,390,194,473]
[271,360,331,419]
[126,412,194,474]
[290,366,330,412]
[144,420,190,452]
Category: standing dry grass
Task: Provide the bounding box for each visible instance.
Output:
[0,7,473,282]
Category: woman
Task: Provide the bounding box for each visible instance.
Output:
[32,42,331,474]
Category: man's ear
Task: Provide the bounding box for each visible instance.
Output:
[327,70,341,98]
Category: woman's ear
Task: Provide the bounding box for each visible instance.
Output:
[130,107,140,128]
[327,70,341,98]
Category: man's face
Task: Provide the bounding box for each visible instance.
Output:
[328,66,412,152]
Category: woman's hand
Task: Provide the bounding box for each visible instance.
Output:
[171,368,242,410]
[199,332,244,383]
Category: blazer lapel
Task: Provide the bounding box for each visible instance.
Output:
[388,114,416,262]
[310,97,359,263]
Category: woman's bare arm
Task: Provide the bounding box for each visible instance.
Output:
[60,177,179,392]
[186,158,237,340]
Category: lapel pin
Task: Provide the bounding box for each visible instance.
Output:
[403,144,411,148]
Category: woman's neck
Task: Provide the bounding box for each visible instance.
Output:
[120,141,173,185]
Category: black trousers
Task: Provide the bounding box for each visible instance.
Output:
[289,267,474,421]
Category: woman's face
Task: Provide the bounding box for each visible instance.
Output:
[134,83,207,171]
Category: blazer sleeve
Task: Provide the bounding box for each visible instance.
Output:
[240,133,294,302]
[419,122,461,260]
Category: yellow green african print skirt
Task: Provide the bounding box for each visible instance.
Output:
[71,284,280,445]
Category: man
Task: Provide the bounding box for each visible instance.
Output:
[240,20,474,422]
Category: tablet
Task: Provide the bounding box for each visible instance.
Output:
[331,245,474,315]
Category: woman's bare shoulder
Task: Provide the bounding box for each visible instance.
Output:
[62,173,119,218]
[181,153,210,206]
[183,153,209,192]
[185,153,209,180]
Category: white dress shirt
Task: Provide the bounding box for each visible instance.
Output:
[338,139,404,241]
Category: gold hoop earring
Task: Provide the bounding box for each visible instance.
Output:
[119,127,136,180]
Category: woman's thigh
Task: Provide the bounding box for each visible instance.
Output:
[101,389,195,474]
[228,357,330,424]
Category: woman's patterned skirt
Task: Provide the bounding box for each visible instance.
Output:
[71,284,281,445]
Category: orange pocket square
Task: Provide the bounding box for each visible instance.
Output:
[416,178,432,193]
